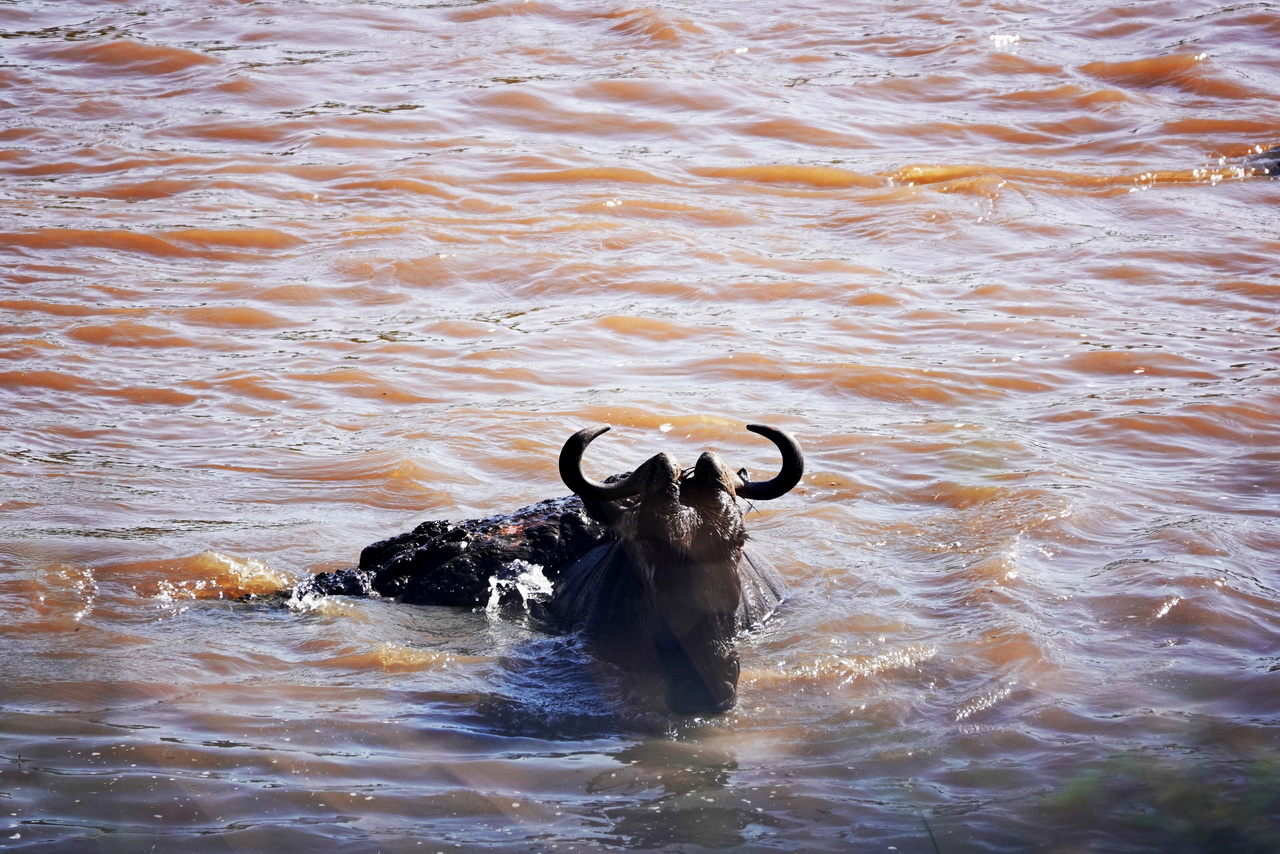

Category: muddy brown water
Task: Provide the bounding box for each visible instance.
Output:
[3,0,1280,851]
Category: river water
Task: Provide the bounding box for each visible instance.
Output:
[3,0,1279,850]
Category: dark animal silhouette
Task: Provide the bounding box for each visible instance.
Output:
[302,424,803,715]
[1244,145,1280,176]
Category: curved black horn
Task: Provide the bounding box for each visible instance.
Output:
[559,425,649,502]
[734,424,804,501]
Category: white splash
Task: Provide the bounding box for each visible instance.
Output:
[485,560,554,614]
[204,550,293,593]
[285,585,333,613]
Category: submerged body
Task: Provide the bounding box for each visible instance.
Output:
[304,424,803,715]
[1243,145,1280,176]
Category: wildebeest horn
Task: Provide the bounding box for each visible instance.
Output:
[734,424,804,501]
[560,425,677,502]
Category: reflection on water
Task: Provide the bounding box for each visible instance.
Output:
[3,0,1280,849]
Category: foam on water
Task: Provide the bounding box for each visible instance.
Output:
[485,559,555,615]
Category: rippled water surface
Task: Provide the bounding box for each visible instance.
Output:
[3,0,1280,850]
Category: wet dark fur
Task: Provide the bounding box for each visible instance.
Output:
[1243,145,1280,176]
[306,496,607,606]
[300,480,787,714]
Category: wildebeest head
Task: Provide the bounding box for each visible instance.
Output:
[558,424,803,714]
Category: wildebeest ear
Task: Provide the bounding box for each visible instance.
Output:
[734,424,804,501]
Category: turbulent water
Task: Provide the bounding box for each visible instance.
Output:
[3,0,1280,850]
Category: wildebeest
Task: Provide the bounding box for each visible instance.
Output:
[302,424,804,715]
[1244,145,1280,176]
